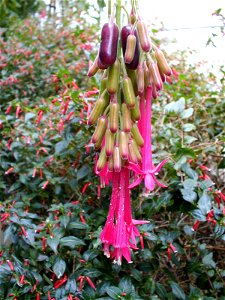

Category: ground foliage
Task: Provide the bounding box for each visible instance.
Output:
[0,4,225,300]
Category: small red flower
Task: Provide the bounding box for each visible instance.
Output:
[5,167,14,175]
[41,180,49,190]
[42,236,47,252]
[7,260,14,271]
[193,220,200,231]
[85,276,96,290]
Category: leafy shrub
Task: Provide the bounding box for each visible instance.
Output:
[0,4,225,300]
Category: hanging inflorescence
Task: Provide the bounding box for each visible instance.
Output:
[87,1,173,265]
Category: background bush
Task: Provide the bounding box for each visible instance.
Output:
[0,2,224,300]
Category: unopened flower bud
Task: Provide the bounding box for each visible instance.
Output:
[148,58,163,91]
[144,61,150,88]
[155,48,172,76]
[126,68,138,96]
[119,131,129,160]
[130,98,141,121]
[137,20,151,52]
[105,129,115,156]
[97,147,107,171]
[137,63,145,96]
[152,83,158,99]
[158,65,166,82]
[130,139,142,161]
[109,102,119,133]
[92,116,107,144]
[94,138,102,150]
[107,58,120,94]
[131,123,144,147]
[113,145,121,172]
[88,94,108,125]
[128,142,138,164]
[123,76,136,108]
[125,34,136,64]
[122,103,132,132]
[87,57,99,77]
[108,156,114,171]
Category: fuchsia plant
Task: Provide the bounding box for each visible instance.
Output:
[87,0,173,264]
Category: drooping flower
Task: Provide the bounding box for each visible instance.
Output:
[129,86,168,191]
[100,168,149,265]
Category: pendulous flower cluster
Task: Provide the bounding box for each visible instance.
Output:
[87,1,173,264]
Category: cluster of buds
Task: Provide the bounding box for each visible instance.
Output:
[88,5,172,175]
[87,1,172,264]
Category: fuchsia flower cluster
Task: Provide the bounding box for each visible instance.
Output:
[87,3,172,264]
[95,87,168,264]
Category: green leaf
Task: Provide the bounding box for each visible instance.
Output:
[77,164,90,180]
[82,268,102,278]
[184,135,198,145]
[174,156,187,170]
[156,282,168,300]
[191,209,206,221]
[170,282,186,300]
[106,286,122,299]
[68,221,88,230]
[183,123,196,132]
[53,257,66,279]
[181,163,198,180]
[180,188,197,203]
[59,215,70,228]
[183,179,198,189]
[65,278,77,294]
[60,236,85,248]
[24,229,36,246]
[83,249,99,261]
[47,237,60,254]
[25,112,36,123]
[198,191,212,215]
[199,180,214,190]
[202,253,216,268]
[155,192,173,210]
[119,277,133,293]
[165,97,185,114]
[131,269,142,282]
[55,140,69,154]
[3,225,13,244]
[181,108,194,119]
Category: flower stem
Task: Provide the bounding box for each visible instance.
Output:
[108,0,112,19]
[144,86,153,171]
[116,0,122,60]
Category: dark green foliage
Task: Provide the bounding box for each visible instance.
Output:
[0,0,44,29]
[0,5,225,300]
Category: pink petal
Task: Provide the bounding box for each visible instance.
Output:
[129,176,143,189]
[132,219,150,225]
[128,162,143,174]
[129,242,139,250]
[151,158,168,174]
[144,174,155,191]
[122,247,132,263]
[153,175,168,188]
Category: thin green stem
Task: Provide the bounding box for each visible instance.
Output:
[121,5,130,23]
[108,0,112,18]
[135,0,139,11]
[116,0,122,30]
[121,59,128,76]
[116,0,122,60]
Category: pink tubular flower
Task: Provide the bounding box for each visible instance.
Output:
[129,86,168,191]
[100,168,149,265]
[94,154,111,188]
